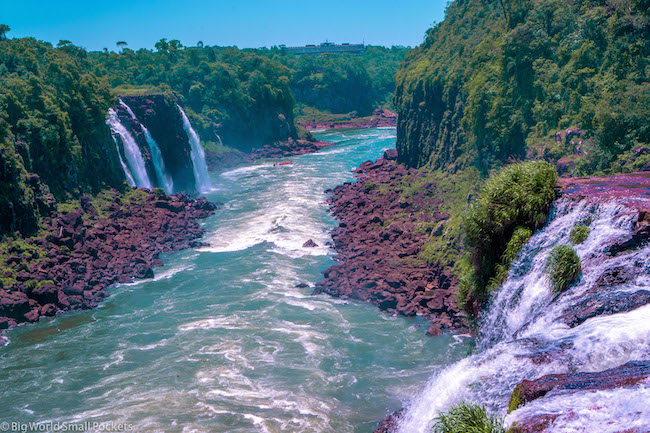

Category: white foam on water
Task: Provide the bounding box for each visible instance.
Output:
[505,379,650,432]
[397,200,650,433]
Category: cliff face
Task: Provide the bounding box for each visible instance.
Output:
[394,0,650,173]
[0,38,126,237]
[216,107,297,152]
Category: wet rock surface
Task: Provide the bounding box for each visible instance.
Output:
[374,410,404,433]
[297,108,398,130]
[508,361,650,433]
[0,189,218,334]
[314,155,468,334]
[247,138,335,160]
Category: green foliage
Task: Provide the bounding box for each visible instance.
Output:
[492,227,532,285]
[432,402,505,433]
[418,167,482,268]
[460,161,557,310]
[570,224,590,245]
[395,0,650,174]
[508,384,524,413]
[88,45,296,151]
[0,37,126,235]
[546,244,581,293]
[0,24,10,41]
[363,181,377,193]
[275,46,409,115]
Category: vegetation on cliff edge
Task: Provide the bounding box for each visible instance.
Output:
[394,0,650,176]
[459,161,557,312]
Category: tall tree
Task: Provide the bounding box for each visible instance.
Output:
[0,24,10,41]
[116,41,128,51]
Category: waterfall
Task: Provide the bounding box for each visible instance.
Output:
[110,135,136,187]
[119,100,174,194]
[397,199,650,433]
[177,105,211,193]
[106,108,152,189]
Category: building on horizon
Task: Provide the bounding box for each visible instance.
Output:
[285,41,365,55]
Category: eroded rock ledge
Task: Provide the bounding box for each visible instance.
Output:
[0,189,218,336]
[314,151,468,335]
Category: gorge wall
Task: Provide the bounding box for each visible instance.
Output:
[394,0,650,174]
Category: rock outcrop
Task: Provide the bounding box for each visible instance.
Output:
[0,189,218,334]
[297,108,397,130]
[118,95,197,193]
[315,153,468,334]
[508,361,650,433]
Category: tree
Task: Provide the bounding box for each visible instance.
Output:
[0,24,10,41]
[57,40,73,48]
[116,41,128,51]
[197,41,204,48]
[155,38,169,52]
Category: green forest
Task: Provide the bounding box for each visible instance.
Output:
[394,0,650,175]
[0,25,407,238]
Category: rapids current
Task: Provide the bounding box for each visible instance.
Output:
[0,128,472,433]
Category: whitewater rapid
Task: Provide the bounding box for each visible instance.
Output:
[397,199,650,433]
[0,128,473,433]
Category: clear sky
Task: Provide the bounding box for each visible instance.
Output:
[2,0,447,51]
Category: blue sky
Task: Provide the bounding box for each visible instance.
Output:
[2,0,447,51]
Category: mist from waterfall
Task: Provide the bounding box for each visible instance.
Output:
[119,100,174,194]
[177,105,212,193]
[106,108,152,189]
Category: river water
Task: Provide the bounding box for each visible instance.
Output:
[0,128,471,433]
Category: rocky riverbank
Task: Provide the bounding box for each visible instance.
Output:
[0,189,218,342]
[314,150,469,335]
[204,138,336,172]
[371,171,650,433]
[297,108,397,130]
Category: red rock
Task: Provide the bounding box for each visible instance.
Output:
[0,290,31,320]
[510,360,650,412]
[40,304,57,317]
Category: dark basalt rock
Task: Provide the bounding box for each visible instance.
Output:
[118,95,197,193]
[0,189,218,333]
[302,239,319,248]
[247,138,335,161]
[297,108,398,130]
[315,156,468,334]
[373,409,404,433]
[509,360,650,412]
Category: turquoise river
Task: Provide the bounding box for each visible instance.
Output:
[0,128,471,433]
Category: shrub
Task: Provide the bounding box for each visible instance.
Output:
[460,161,557,311]
[570,225,590,245]
[491,227,532,287]
[546,245,581,293]
[432,402,505,433]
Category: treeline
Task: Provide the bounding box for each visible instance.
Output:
[0,37,125,236]
[0,29,407,237]
[87,43,408,147]
[394,0,650,175]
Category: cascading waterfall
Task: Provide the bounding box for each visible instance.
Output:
[110,135,136,187]
[119,100,174,194]
[177,105,211,193]
[397,199,650,433]
[106,108,152,189]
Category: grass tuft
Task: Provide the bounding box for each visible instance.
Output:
[569,224,590,245]
[546,245,581,293]
[432,402,505,433]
